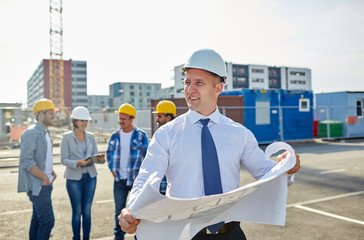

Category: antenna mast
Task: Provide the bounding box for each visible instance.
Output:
[49,0,65,110]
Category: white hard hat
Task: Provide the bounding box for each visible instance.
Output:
[181,49,228,84]
[70,106,92,120]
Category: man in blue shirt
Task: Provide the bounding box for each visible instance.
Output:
[106,103,149,240]
[18,98,57,240]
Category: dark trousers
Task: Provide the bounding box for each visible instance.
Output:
[28,185,55,240]
[113,179,132,240]
[192,222,246,240]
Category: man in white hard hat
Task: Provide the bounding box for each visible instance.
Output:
[118,49,301,239]
[106,103,149,240]
[18,98,57,240]
[152,100,177,194]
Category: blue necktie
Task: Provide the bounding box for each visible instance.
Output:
[200,119,224,234]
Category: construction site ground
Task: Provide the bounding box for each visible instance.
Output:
[1,139,364,239]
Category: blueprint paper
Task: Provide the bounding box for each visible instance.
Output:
[129,142,296,240]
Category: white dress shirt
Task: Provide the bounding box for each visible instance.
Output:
[128,108,276,207]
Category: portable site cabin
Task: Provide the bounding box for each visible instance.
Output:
[221,89,313,143]
[315,91,364,138]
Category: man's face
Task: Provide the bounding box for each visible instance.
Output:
[40,110,55,127]
[155,113,168,128]
[118,113,133,131]
[184,68,223,116]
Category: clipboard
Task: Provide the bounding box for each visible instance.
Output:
[89,153,103,163]
[77,153,103,166]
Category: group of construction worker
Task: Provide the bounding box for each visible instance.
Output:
[18,49,300,240]
[17,97,177,240]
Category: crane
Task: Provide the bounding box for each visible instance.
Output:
[49,0,67,118]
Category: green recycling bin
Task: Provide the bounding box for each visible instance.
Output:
[318,120,343,138]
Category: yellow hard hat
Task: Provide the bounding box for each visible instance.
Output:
[117,103,135,118]
[153,100,176,116]
[33,98,55,116]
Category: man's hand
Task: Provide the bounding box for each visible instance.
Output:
[52,170,57,182]
[42,176,51,186]
[118,208,140,234]
[277,151,301,174]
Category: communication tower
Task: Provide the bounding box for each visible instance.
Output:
[49,0,66,113]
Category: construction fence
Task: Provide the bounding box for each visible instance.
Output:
[2,104,363,149]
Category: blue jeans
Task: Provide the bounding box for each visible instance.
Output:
[113,179,132,240]
[28,185,55,240]
[66,173,97,240]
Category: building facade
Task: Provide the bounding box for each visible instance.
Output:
[27,59,88,111]
[173,63,311,97]
[109,82,161,110]
[159,86,174,99]
[87,95,109,113]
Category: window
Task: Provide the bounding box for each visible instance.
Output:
[269,69,278,77]
[299,98,310,112]
[233,77,248,88]
[290,80,306,85]
[252,68,264,73]
[256,101,270,125]
[252,78,264,83]
[72,70,87,75]
[290,71,305,76]
[232,65,248,77]
[289,71,306,76]
[269,78,281,88]
[72,63,86,68]
[357,100,363,117]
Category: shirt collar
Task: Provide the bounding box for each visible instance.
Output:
[188,107,221,125]
[35,122,47,133]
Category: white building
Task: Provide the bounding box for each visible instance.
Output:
[109,82,161,110]
[173,63,311,97]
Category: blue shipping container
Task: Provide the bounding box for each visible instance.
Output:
[221,89,314,143]
[221,89,280,143]
[280,90,313,141]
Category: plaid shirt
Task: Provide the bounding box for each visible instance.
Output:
[106,127,148,186]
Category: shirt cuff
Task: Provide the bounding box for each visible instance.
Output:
[288,174,295,186]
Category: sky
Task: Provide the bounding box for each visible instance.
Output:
[1,0,364,106]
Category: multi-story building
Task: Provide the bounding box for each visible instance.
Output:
[173,63,311,97]
[87,95,109,113]
[109,82,161,110]
[159,86,174,99]
[27,59,88,111]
